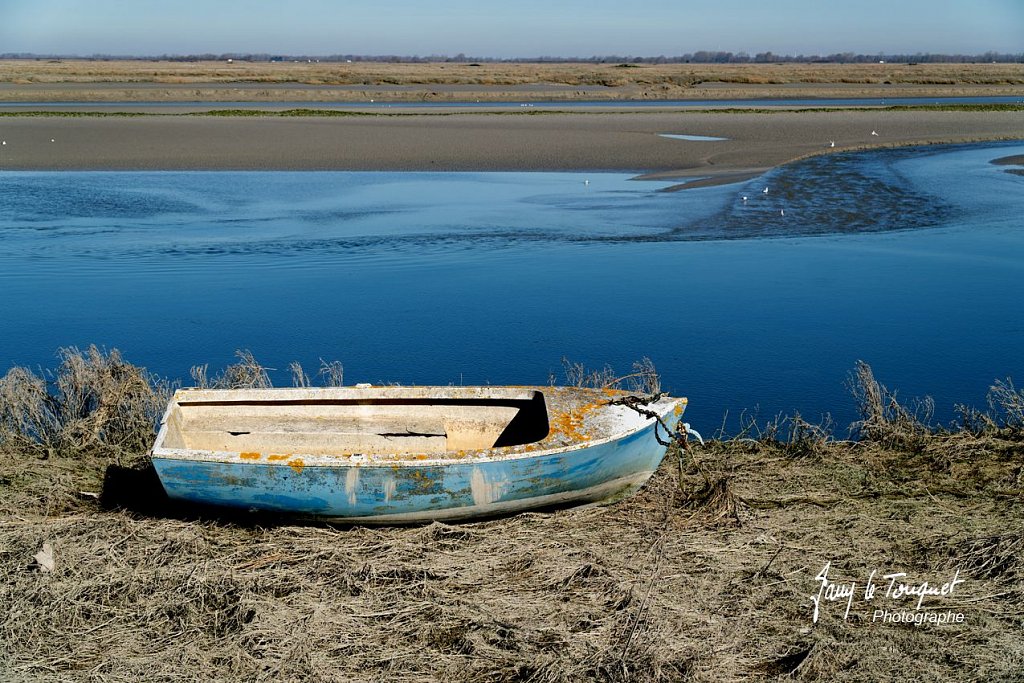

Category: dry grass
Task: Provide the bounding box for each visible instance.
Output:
[190,349,272,390]
[286,359,345,389]
[1,60,1021,103]
[3,438,1021,681]
[1,351,1022,681]
[848,360,935,450]
[557,356,661,395]
[0,346,169,457]
[2,61,1021,87]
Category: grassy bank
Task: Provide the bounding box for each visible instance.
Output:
[1,61,1021,106]
[1,348,1022,681]
[3,60,1023,88]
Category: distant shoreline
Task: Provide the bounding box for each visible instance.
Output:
[1,59,1021,104]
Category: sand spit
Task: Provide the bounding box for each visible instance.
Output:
[0,109,1022,178]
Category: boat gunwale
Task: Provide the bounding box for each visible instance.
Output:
[150,386,687,468]
[170,386,544,404]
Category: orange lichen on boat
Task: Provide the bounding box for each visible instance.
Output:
[287,458,305,474]
[267,454,291,462]
[239,452,262,461]
[547,397,604,444]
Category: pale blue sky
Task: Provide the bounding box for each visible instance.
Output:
[0,0,1021,57]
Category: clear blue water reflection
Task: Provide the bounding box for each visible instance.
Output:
[1,141,1022,433]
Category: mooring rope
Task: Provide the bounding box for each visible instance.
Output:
[606,393,705,491]
[605,393,704,448]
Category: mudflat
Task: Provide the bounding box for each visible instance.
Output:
[1,60,1022,179]
[1,110,1022,180]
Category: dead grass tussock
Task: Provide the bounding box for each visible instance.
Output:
[934,532,1024,583]
[0,346,168,457]
[848,360,936,450]
[557,356,660,395]
[317,359,345,388]
[190,349,272,390]
[680,472,741,527]
[987,378,1024,433]
[193,352,345,391]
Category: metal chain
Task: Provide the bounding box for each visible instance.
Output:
[606,394,701,492]
[605,393,693,450]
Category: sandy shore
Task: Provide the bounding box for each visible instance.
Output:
[1,109,1022,179]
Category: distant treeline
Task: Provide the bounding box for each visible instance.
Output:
[2,51,1022,64]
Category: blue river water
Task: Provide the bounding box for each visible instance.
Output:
[1,141,1022,434]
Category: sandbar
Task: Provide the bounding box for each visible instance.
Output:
[0,109,1021,182]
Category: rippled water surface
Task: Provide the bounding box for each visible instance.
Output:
[2,142,1022,431]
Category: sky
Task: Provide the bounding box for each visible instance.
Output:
[0,0,1021,58]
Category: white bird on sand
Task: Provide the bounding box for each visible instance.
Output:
[50,139,55,143]
[871,130,879,136]
[762,186,769,194]
[829,140,835,148]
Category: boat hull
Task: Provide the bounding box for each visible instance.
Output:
[150,387,685,523]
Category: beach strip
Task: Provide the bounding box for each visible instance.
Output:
[1,110,1021,180]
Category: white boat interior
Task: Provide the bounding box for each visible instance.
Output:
[158,387,554,456]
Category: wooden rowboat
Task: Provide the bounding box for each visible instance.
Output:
[150,385,688,523]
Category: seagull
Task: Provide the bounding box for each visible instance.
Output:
[871,130,879,136]
[829,140,835,148]
[742,195,748,202]
[584,179,589,185]
[780,209,785,216]
[762,186,769,194]
[50,139,55,143]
